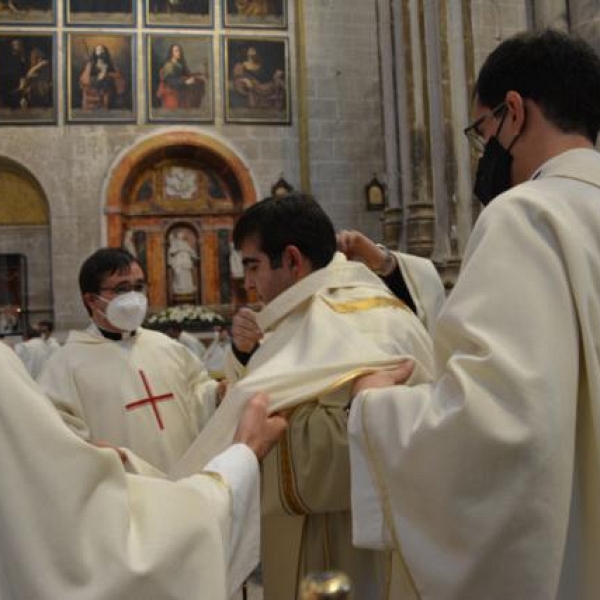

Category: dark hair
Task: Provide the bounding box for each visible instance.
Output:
[165,321,182,333]
[37,319,54,334]
[78,248,142,314]
[233,193,337,270]
[475,29,600,143]
[25,326,41,340]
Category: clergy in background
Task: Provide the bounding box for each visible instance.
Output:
[39,248,220,473]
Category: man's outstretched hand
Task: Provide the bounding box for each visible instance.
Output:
[234,392,288,460]
[351,360,415,396]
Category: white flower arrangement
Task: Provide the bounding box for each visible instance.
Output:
[146,304,225,326]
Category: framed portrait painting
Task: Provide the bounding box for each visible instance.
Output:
[0,0,55,25]
[65,0,134,27]
[223,0,286,29]
[0,33,56,125]
[66,33,136,124]
[146,34,213,123]
[145,0,212,28]
[223,36,290,124]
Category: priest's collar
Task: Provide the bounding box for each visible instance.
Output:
[91,322,137,341]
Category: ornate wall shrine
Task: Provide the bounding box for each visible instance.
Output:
[104,131,257,317]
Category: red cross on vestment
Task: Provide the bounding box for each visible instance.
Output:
[125,370,175,430]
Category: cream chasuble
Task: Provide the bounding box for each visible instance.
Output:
[349,148,600,599]
[394,252,446,335]
[173,253,434,599]
[0,343,260,599]
[38,326,218,472]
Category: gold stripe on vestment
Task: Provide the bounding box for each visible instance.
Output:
[322,296,408,313]
[279,407,311,515]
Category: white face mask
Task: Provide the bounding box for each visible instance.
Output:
[96,291,147,332]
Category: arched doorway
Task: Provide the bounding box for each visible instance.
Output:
[0,157,51,335]
[104,131,257,316]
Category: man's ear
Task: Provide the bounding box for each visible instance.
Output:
[284,245,303,271]
[505,90,526,134]
[82,292,96,314]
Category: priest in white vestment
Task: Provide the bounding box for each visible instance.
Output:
[348,30,600,599]
[208,195,435,599]
[14,325,58,379]
[38,248,220,473]
[0,339,289,599]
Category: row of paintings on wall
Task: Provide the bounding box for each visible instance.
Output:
[0,33,289,124]
[0,1,287,29]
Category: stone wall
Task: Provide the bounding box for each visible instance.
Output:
[0,0,385,329]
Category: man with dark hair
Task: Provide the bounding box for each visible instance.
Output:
[348,29,600,598]
[39,248,221,474]
[37,319,60,351]
[221,193,434,598]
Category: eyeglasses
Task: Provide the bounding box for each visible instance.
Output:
[463,102,507,154]
[100,282,147,296]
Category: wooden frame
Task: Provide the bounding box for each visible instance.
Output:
[365,175,386,211]
[223,35,290,124]
[65,0,134,27]
[0,0,55,25]
[0,32,56,125]
[223,0,287,29]
[146,33,213,123]
[66,32,136,124]
[144,0,212,29]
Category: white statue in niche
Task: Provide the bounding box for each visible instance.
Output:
[168,231,197,295]
[164,166,197,200]
[229,241,244,279]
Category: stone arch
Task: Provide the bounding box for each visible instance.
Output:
[103,130,257,313]
[0,156,53,334]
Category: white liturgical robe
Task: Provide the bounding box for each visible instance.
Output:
[349,148,600,599]
[0,342,260,599]
[39,325,218,472]
[394,251,446,334]
[174,253,435,599]
[14,335,57,379]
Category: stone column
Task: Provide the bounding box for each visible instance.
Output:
[376,0,403,249]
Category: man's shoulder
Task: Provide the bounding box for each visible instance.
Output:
[137,327,186,353]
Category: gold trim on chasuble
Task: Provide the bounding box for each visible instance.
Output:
[277,295,409,515]
[322,296,409,314]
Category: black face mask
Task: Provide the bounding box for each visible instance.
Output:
[473,136,513,206]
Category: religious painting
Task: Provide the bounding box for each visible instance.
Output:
[0,33,56,125]
[145,0,212,28]
[65,0,134,26]
[0,0,55,25]
[66,33,136,124]
[224,36,290,124]
[223,0,286,29]
[0,254,27,335]
[146,34,213,123]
